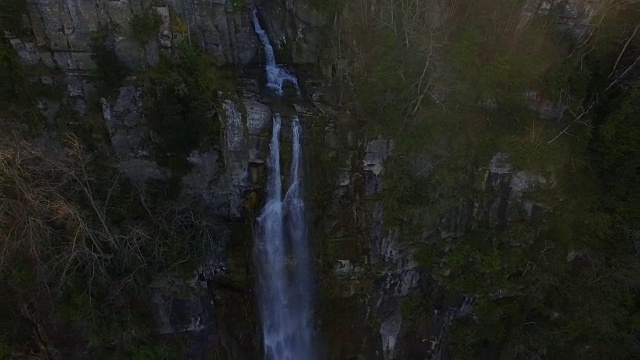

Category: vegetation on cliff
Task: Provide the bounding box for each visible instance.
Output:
[142,42,236,177]
[0,0,637,358]
[90,27,129,94]
[0,23,230,358]
[130,11,163,45]
[330,0,639,358]
[0,135,208,357]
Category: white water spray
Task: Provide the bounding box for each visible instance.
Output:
[251,7,300,94]
[252,7,314,359]
[254,115,314,360]
[284,116,314,358]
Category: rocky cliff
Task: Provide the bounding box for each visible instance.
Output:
[1,0,635,359]
[7,0,327,71]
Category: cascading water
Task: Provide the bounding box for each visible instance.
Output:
[251,7,300,94]
[252,8,314,360]
[283,116,314,359]
[255,115,314,360]
[254,114,290,359]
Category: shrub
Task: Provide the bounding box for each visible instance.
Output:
[90,27,128,94]
[130,11,163,45]
[0,136,212,355]
[0,0,27,34]
[0,40,26,101]
[231,0,246,11]
[142,42,236,176]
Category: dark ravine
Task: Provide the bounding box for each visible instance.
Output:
[1,0,638,359]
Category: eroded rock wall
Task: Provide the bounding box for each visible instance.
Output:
[6,0,328,72]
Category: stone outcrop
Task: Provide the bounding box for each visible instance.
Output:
[6,0,328,72]
[520,0,612,39]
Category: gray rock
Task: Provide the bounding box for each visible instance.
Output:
[182,150,221,205]
[72,99,87,115]
[363,139,393,196]
[233,12,259,64]
[40,76,54,86]
[155,6,173,48]
[525,90,567,120]
[144,40,160,67]
[39,52,56,68]
[64,76,84,97]
[334,260,356,278]
[153,290,212,335]
[218,99,250,218]
[510,171,546,198]
[244,99,272,136]
[71,52,96,70]
[363,138,393,176]
[325,124,338,150]
[118,159,167,184]
[222,100,247,152]
[113,85,143,127]
[489,153,511,174]
[53,52,76,70]
[247,136,267,164]
[9,39,40,65]
[82,80,96,99]
[30,3,69,51]
[101,98,112,126]
[103,85,146,159]
[37,99,60,124]
[110,128,144,157]
[104,1,132,32]
[115,37,142,70]
[520,0,604,40]
[20,0,324,70]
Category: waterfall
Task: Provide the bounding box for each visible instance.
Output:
[254,115,314,360]
[252,7,314,359]
[284,116,314,359]
[255,114,290,359]
[251,7,300,94]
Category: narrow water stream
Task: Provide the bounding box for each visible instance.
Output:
[252,8,314,360]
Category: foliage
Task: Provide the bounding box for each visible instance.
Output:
[142,42,235,176]
[0,0,27,34]
[130,11,163,45]
[334,0,640,358]
[447,0,563,103]
[90,27,128,94]
[231,0,246,11]
[169,9,188,36]
[0,136,212,356]
[0,40,50,132]
[591,84,640,222]
[0,40,27,102]
[308,0,342,13]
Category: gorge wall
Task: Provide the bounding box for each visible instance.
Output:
[1,0,634,359]
[7,0,327,70]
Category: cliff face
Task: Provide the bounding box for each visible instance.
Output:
[1,0,630,359]
[7,0,327,71]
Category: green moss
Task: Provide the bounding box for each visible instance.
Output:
[231,0,246,11]
[168,9,188,36]
[332,2,639,356]
[308,0,342,13]
[0,40,27,101]
[91,27,128,94]
[0,0,27,34]
[130,11,163,45]
[142,42,236,177]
